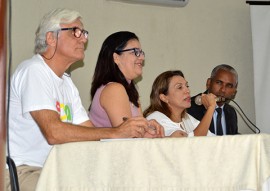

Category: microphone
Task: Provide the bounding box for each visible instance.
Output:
[194,95,226,106]
[194,95,261,134]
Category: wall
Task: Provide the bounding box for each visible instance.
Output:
[11,0,255,134]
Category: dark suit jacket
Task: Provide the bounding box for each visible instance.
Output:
[187,92,239,135]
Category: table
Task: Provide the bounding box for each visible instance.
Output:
[36,134,270,191]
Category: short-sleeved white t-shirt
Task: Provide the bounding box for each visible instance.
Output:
[8,54,89,167]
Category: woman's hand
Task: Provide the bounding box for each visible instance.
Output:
[170,130,188,137]
[201,93,217,110]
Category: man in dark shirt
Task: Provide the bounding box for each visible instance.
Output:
[187,64,239,135]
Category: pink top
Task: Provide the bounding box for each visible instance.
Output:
[88,84,140,127]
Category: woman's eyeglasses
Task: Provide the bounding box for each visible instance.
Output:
[115,48,145,57]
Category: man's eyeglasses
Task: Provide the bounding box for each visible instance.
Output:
[59,27,89,39]
[115,48,145,57]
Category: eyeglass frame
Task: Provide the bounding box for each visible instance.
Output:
[58,27,89,39]
[115,48,145,57]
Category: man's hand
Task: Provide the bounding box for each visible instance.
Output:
[144,119,165,138]
[116,117,164,138]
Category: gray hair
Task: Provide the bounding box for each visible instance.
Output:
[34,8,82,54]
[210,64,238,87]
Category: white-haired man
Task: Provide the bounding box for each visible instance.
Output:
[6,8,164,191]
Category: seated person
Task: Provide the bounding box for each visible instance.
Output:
[88,31,161,137]
[144,70,217,137]
[187,64,239,135]
[6,9,163,191]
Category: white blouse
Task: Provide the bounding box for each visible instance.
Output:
[146,111,215,137]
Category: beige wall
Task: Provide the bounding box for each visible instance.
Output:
[11,0,255,134]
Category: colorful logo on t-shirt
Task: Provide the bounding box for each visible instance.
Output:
[56,101,73,122]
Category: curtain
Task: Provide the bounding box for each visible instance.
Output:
[250,5,270,133]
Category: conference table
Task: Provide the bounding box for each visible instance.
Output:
[36,134,270,191]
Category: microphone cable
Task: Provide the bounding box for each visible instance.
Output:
[6,0,20,190]
[229,99,260,134]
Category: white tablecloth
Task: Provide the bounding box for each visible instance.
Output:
[36,134,270,191]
